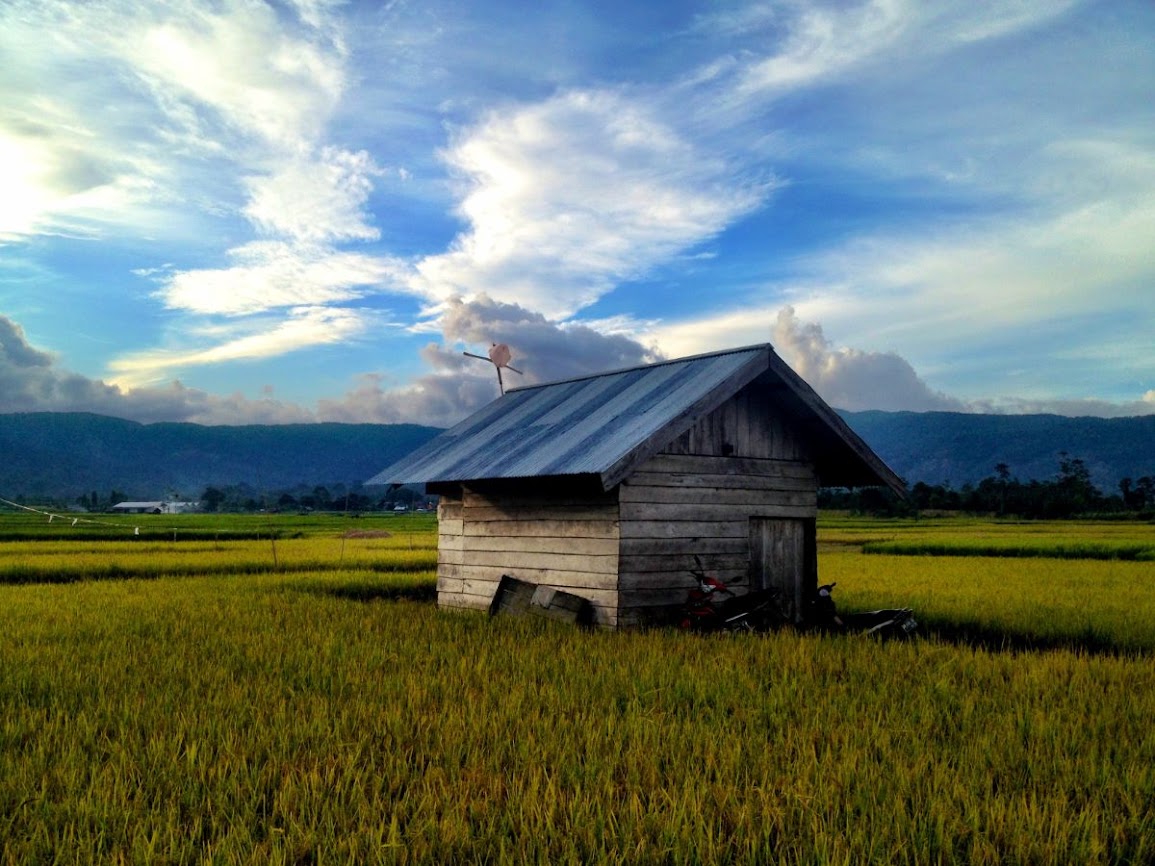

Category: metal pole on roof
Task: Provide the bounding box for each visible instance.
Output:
[463,342,523,394]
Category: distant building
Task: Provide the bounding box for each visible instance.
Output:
[111,501,199,515]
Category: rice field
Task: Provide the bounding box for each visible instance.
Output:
[1,514,1154,864]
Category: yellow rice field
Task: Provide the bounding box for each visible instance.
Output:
[1,515,1153,864]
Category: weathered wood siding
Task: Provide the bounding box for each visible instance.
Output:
[662,383,808,462]
[434,384,822,630]
[435,482,622,626]
[616,388,817,626]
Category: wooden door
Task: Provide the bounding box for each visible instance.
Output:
[749,517,816,624]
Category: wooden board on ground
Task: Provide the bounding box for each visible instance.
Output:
[488,574,593,626]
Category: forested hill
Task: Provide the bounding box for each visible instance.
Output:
[2,410,1153,503]
[840,410,1155,491]
[0,413,440,501]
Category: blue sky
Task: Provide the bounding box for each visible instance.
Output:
[2,0,1153,427]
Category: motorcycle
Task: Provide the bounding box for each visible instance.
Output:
[808,582,919,639]
[678,556,788,633]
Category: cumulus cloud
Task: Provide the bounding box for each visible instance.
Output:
[317,346,500,429]
[0,315,313,424]
[410,89,773,317]
[770,306,966,412]
[655,303,1155,418]
[438,295,661,383]
[316,295,662,426]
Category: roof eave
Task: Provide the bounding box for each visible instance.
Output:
[764,348,907,497]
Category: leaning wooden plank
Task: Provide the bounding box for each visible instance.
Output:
[468,568,619,592]
[488,574,537,617]
[458,569,620,605]
[528,585,594,626]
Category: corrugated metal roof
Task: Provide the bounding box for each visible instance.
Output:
[367,343,906,494]
[369,346,766,488]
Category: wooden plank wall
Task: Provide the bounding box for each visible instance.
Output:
[663,385,806,461]
[617,454,817,625]
[435,484,622,627]
[617,390,817,626]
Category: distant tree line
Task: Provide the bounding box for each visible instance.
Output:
[68,483,434,514]
[820,453,1155,519]
[197,482,434,514]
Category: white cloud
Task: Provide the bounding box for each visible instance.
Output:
[735,0,909,95]
[243,147,383,243]
[646,304,964,411]
[769,307,966,412]
[646,305,783,359]
[0,0,358,245]
[0,314,314,424]
[108,307,376,387]
[788,152,1155,363]
[153,242,405,316]
[317,296,662,426]
[317,344,501,428]
[648,303,1155,418]
[724,0,1084,98]
[409,88,773,316]
[128,1,346,149]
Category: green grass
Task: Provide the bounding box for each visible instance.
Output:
[2,515,1155,864]
[0,509,438,541]
[0,536,437,585]
[820,516,1155,561]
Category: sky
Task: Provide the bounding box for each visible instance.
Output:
[1,0,1153,428]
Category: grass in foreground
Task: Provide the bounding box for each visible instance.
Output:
[3,566,1155,865]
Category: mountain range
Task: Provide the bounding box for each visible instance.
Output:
[0,410,1152,503]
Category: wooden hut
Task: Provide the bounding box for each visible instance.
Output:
[368,344,904,628]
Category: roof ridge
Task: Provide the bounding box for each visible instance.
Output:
[506,342,774,394]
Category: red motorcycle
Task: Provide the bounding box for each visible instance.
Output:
[678,557,787,632]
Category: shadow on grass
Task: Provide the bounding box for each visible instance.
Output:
[917,618,1151,658]
[291,581,437,603]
